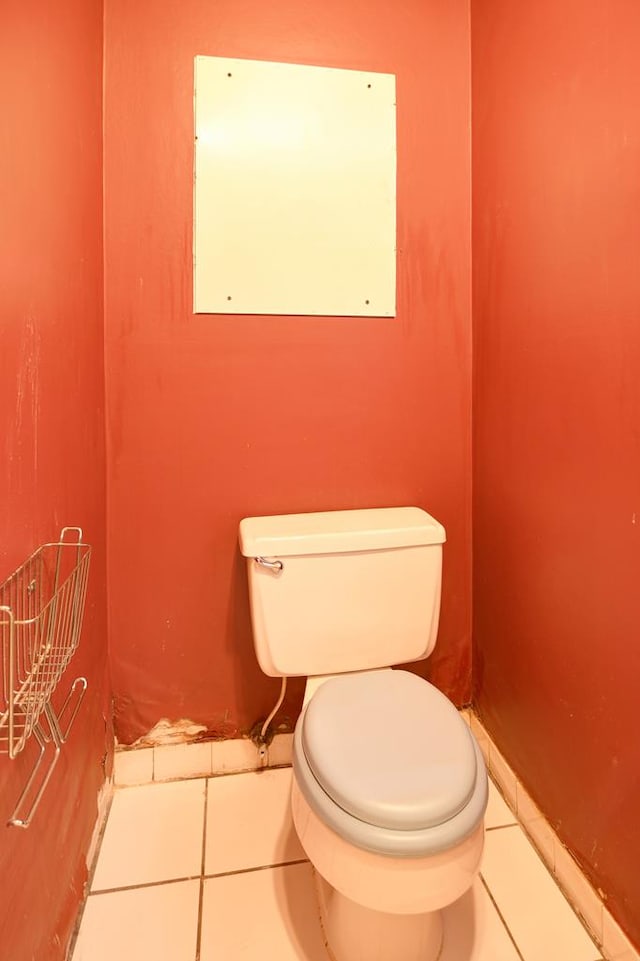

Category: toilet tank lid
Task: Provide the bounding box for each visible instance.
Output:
[239,507,445,557]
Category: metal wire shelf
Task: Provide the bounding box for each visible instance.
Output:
[0,527,91,828]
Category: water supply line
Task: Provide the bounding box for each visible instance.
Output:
[256,676,287,767]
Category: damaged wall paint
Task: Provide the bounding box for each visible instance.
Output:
[132,717,208,747]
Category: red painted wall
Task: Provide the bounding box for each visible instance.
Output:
[0,4,109,960]
[104,0,473,744]
[472,1,640,948]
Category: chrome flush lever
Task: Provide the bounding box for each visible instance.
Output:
[255,556,284,574]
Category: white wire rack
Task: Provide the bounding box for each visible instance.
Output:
[0,527,91,828]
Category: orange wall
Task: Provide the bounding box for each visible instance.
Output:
[104,0,473,744]
[472,0,640,948]
[0,4,109,960]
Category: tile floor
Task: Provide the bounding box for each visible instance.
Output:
[71,766,603,961]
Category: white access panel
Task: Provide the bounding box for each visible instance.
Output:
[193,56,396,316]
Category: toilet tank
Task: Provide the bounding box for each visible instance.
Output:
[238,507,446,677]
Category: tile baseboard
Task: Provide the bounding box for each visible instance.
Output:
[113,732,293,787]
[469,711,638,961]
[84,776,115,880]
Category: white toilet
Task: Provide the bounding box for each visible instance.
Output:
[239,507,487,961]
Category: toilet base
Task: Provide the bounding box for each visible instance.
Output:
[292,773,483,961]
[315,871,443,961]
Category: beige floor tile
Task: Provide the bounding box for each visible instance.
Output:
[91,779,206,890]
[200,862,326,961]
[200,868,522,961]
[440,881,522,960]
[482,825,602,961]
[205,767,305,875]
[485,777,518,830]
[72,880,199,961]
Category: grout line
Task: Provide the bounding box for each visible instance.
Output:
[113,760,294,789]
[150,763,293,788]
[89,875,200,896]
[206,761,293,781]
[114,773,209,791]
[194,778,208,961]
[204,857,310,881]
[88,858,310,898]
[479,874,527,961]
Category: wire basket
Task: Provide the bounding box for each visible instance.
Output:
[0,527,91,827]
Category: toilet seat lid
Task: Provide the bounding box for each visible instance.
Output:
[301,670,477,831]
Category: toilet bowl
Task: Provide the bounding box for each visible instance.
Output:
[238,507,488,961]
[291,669,487,961]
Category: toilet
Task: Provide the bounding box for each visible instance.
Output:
[239,507,487,961]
